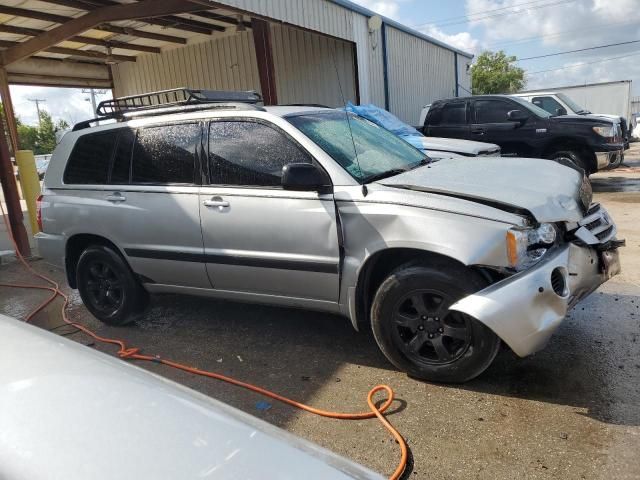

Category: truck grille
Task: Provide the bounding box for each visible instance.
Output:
[572,203,616,245]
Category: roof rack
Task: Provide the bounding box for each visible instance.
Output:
[96,88,263,116]
[72,88,264,131]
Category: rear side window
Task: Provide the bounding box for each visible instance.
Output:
[440,103,467,124]
[132,123,200,185]
[425,102,466,125]
[474,100,513,124]
[208,121,311,187]
[64,130,117,184]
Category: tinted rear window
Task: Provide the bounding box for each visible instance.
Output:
[64,130,117,184]
[132,123,200,185]
[441,103,466,124]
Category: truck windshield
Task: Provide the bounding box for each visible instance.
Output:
[557,93,590,114]
[287,111,428,183]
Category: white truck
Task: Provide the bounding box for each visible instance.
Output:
[514,80,632,150]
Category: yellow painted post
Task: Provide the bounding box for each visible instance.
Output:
[15,150,41,235]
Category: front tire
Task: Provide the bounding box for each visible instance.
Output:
[371,263,500,383]
[76,245,148,325]
[549,149,590,174]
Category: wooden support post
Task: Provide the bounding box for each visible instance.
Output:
[0,68,19,153]
[0,115,30,257]
[251,18,278,106]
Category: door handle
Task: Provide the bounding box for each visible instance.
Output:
[105,193,126,203]
[471,129,485,135]
[203,198,230,208]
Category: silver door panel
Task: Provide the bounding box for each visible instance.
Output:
[199,187,340,301]
[101,185,209,288]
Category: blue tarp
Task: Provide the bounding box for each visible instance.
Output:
[345,103,426,151]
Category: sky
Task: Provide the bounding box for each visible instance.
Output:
[8,0,640,126]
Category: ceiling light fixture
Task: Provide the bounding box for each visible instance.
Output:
[235,15,246,33]
[105,46,117,65]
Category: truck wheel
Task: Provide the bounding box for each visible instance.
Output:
[549,149,590,174]
[76,245,149,325]
[371,263,501,383]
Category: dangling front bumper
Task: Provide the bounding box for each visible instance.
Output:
[450,241,622,357]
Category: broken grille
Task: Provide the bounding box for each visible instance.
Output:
[573,203,616,245]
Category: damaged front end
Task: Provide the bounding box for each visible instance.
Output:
[450,202,624,357]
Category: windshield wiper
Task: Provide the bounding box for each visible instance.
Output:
[363,168,408,184]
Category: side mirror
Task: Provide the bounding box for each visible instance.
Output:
[507,109,528,123]
[555,107,567,116]
[282,163,330,191]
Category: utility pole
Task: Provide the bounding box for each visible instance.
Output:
[28,98,46,128]
[82,89,107,116]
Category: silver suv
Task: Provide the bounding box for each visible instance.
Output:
[36,89,623,382]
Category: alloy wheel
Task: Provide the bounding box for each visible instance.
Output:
[391,289,472,365]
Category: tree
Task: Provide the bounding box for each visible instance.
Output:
[471,50,526,95]
[1,103,71,154]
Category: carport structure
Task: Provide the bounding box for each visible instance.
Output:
[0,0,472,256]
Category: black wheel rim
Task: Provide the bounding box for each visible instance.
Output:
[85,260,125,315]
[391,289,472,366]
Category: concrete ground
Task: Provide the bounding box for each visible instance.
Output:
[1,146,640,479]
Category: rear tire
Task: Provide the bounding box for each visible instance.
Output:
[76,245,148,325]
[371,262,500,383]
[548,149,590,174]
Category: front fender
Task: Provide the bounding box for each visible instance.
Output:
[337,199,517,327]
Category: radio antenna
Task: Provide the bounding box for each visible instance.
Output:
[330,45,365,193]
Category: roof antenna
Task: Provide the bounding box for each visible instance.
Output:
[329,45,365,195]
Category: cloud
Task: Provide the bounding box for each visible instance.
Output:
[466,0,640,49]
[10,86,112,127]
[349,0,402,20]
[420,25,480,54]
[464,0,640,93]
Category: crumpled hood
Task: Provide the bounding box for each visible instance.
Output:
[404,135,501,156]
[381,156,588,223]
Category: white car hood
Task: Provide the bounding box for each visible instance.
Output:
[381,156,589,223]
[418,137,501,156]
[0,315,383,480]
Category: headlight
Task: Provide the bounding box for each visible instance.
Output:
[506,223,557,271]
[592,125,615,137]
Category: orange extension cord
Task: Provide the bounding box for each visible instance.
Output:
[0,200,408,480]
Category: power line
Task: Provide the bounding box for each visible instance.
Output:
[525,51,640,76]
[517,39,640,61]
[410,0,578,29]
[411,0,555,25]
[485,18,640,49]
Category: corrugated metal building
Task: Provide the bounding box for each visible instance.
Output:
[112,0,472,124]
[0,0,473,125]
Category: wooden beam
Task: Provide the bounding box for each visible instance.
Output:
[95,25,186,45]
[0,24,161,55]
[251,18,277,106]
[0,5,187,48]
[1,0,205,66]
[0,68,31,257]
[0,68,18,153]
[191,10,252,29]
[7,73,112,89]
[0,40,136,63]
[7,56,111,88]
[40,0,225,35]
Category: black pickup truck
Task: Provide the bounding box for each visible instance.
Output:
[421,95,624,174]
